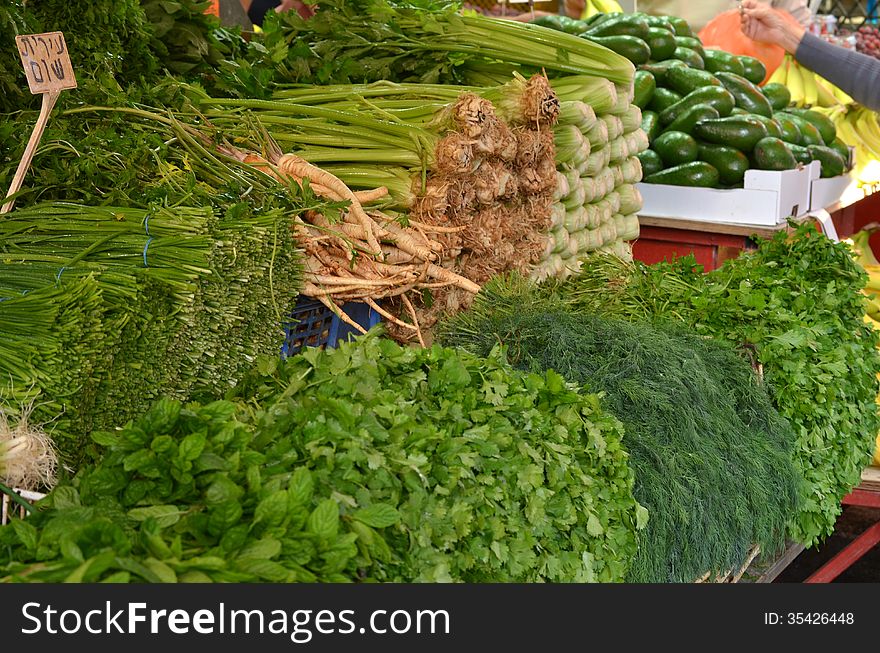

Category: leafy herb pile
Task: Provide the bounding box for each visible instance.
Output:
[541,224,880,546]
[232,335,644,582]
[140,0,234,77]
[0,112,334,468]
[1,0,159,114]
[0,336,644,582]
[440,279,800,582]
[0,1,40,113]
[0,0,242,114]
[0,399,385,582]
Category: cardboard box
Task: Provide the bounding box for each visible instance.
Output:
[809,173,864,212]
[637,162,818,227]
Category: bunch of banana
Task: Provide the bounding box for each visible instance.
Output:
[847,228,880,467]
[582,0,623,18]
[833,105,880,186]
[767,54,854,108]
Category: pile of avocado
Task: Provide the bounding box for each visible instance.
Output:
[532,12,853,188]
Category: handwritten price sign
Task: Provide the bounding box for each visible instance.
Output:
[2,32,76,213]
[15,31,77,94]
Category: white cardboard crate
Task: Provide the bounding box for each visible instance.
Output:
[809,173,864,212]
[637,162,819,227]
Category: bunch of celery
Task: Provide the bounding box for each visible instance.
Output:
[248,0,634,91]
[536,78,647,280]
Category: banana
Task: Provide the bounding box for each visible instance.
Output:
[767,58,788,86]
[863,312,880,329]
[584,0,601,18]
[802,67,819,107]
[832,84,855,105]
[851,229,880,266]
[834,106,880,186]
[856,108,880,155]
[594,0,623,12]
[814,78,840,108]
[786,57,805,107]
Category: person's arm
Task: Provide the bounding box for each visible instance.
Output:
[741,0,880,111]
[795,34,880,112]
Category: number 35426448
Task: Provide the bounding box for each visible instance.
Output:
[765,613,854,625]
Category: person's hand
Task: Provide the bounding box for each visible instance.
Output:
[740,0,806,54]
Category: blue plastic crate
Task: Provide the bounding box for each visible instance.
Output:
[281,296,382,358]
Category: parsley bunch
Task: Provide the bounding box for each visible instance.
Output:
[233,335,644,582]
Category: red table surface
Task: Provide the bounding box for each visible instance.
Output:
[633,190,880,270]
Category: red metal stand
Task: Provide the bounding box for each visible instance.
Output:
[804,487,880,583]
[632,225,751,271]
[633,191,880,271]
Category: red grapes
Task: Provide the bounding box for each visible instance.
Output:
[854,24,880,59]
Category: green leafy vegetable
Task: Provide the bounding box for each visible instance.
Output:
[1,337,643,582]
[536,223,880,546]
[232,334,643,582]
[440,278,801,582]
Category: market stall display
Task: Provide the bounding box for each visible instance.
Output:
[0,337,644,583]
[1,0,879,585]
[529,225,880,545]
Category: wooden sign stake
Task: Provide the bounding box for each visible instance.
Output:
[2,31,77,215]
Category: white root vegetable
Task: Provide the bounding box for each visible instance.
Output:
[0,409,57,491]
[275,153,383,256]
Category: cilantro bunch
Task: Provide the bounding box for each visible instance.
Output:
[233,335,644,582]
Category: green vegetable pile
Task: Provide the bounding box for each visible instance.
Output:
[207,0,646,276]
[541,224,880,545]
[0,399,383,582]
[533,11,851,186]
[0,336,644,582]
[440,278,800,582]
[0,0,159,114]
[140,0,235,77]
[233,336,643,582]
[0,0,243,114]
[0,1,40,113]
[0,112,336,468]
[228,0,633,94]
